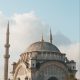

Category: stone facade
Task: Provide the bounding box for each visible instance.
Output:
[12,41,77,80]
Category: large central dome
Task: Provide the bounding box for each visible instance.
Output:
[27,41,60,53]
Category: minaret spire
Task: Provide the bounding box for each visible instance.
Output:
[41,33,44,48]
[41,33,44,42]
[4,21,10,80]
[50,28,53,43]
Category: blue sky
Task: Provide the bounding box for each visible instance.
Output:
[0,0,79,42]
[0,0,80,79]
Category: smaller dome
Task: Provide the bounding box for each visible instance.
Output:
[27,41,60,53]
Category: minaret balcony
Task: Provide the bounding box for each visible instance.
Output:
[5,44,10,48]
[4,54,10,58]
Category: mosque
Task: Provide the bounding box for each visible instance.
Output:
[4,23,77,80]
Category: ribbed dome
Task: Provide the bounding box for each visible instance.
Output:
[27,41,60,53]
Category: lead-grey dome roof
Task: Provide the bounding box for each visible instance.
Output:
[27,41,60,53]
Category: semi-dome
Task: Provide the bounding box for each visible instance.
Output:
[27,41,60,53]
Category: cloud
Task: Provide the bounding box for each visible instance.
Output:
[59,43,80,60]
[59,43,80,79]
[9,11,50,61]
[0,11,50,80]
[54,32,72,46]
[0,11,80,79]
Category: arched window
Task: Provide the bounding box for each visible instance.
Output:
[25,76,28,80]
[48,77,58,80]
[36,62,40,69]
[8,78,10,80]
[17,77,20,80]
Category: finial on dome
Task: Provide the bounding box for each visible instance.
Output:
[41,33,44,48]
[41,33,44,42]
[50,28,53,44]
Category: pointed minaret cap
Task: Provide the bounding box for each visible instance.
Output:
[5,21,10,48]
[41,33,44,48]
[50,28,53,44]
[41,33,44,42]
[7,21,9,34]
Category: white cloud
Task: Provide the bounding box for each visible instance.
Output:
[59,43,80,79]
[54,32,72,46]
[9,11,49,61]
[59,43,80,61]
[0,11,49,80]
[0,11,80,79]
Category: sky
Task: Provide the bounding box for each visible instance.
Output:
[0,0,79,42]
[0,0,80,80]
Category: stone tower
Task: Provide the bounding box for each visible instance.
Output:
[4,22,10,80]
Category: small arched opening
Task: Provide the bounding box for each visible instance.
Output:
[48,77,58,80]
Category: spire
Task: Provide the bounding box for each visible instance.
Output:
[6,21,10,44]
[41,33,44,42]
[4,21,10,80]
[41,33,44,48]
[7,21,9,34]
[50,28,53,43]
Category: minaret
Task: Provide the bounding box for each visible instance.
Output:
[41,33,44,42]
[41,33,44,48]
[4,22,10,80]
[50,28,53,43]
